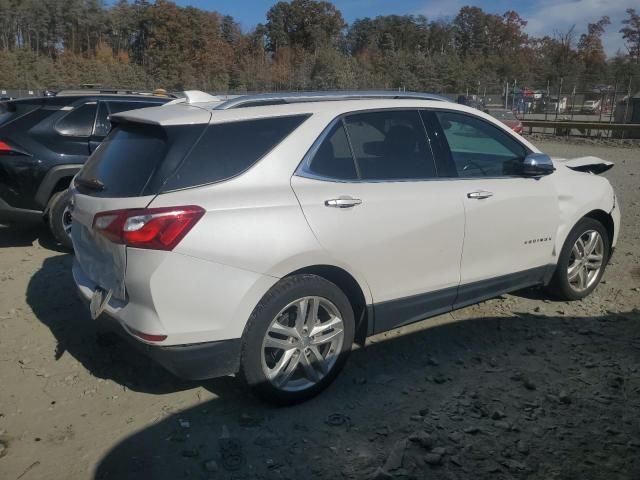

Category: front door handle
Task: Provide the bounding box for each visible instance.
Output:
[467,191,493,200]
[325,197,362,208]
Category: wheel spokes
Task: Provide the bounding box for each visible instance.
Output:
[270,348,300,387]
[269,321,299,340]
[310,316,343,345]
[573,238,585,260]
[300,350,322,382]
[585,255,603,270]
[567,261,582,281]
[583,231,598,256]
[295,297,319,335]
[577,266,588,289]
[264,334,295,350]
[308,345,330,374]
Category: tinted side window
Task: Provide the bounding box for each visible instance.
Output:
[56,102,97,136]
[308,122,357,180]
[435,111,528,178]
[344,110,436,180]
[163,115,309,191]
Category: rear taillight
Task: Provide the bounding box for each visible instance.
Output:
[93,205,205,251]
[0,139,28,155]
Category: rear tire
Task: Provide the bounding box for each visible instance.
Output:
[239,274,355,405]
[47,189,73,250]
[546,217,609,301]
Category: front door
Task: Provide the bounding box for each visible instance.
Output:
[427,110,558,307]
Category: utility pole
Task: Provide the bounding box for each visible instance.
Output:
[504,80,509,108]
[555,77,563,121]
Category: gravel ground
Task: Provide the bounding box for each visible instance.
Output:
[0,139,639,480]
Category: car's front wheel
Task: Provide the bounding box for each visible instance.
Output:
[547,217,609,300]
[240,274,355,405]
[47,188,73,250]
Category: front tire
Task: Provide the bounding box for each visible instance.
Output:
[47,189,74,250]
[239,274,355,405]
[547,217,609,300]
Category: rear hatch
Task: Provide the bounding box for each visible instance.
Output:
[72,106,310,299]
[72,109,210,299]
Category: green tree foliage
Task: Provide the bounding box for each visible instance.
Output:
[0,0,636,93]
[265,0,345,53]
[620,8,640,63]
[578,16,611,83]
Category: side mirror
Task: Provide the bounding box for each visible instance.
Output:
[522,153,555,177]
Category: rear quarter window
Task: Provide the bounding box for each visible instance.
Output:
[56,102,98,136]
[162,114,310,191]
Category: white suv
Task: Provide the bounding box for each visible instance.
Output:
[71,91,620,404]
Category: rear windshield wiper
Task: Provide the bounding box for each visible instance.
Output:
[75,177,105,191]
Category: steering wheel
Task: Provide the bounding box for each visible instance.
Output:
[462,161,487,176]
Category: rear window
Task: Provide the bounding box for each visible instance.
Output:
[77,123,169,197]
[162,115,309,191]
[0,101,41,127]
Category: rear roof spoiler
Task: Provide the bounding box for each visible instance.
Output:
[163,90,222,106]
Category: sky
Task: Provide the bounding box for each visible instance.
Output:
[174,0,635,57]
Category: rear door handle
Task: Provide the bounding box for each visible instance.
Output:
[467,191,493,200]
[325,197,362,208]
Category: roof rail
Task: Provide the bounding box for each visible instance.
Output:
[55,88,178,98]
[213,90,450,110]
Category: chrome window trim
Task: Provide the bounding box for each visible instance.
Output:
[294,106,538,184]
[295,107,441,184]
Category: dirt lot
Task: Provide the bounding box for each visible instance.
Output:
[1,139,639,480]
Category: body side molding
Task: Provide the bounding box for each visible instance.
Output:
[371,265,553,335]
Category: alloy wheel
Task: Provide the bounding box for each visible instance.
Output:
[567,229,604,292]
[62,202,73,237]
[261,296,344,392]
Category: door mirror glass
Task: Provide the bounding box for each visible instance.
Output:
[522,153,555,176]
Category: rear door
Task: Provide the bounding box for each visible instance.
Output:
[291,109,465,333]
[424,109,558,305]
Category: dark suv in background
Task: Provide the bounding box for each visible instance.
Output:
[0,91,171,247]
